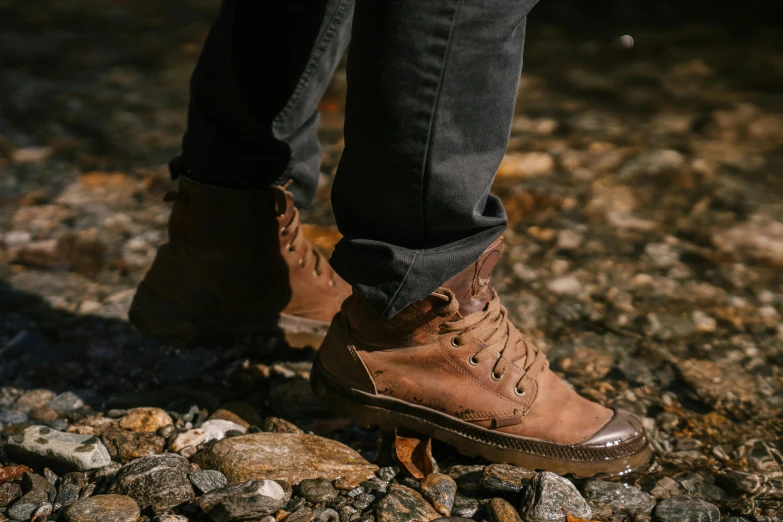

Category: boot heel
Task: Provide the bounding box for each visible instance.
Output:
[128,282,199,344]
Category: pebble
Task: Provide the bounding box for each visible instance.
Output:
[169,429,207,453]
[299,478,339,503]
[193,433,378,485]
[6,488,49,521]
[717,470,767,496]
[109,454,194,511]
[46,392,85,415]
[262,417,304,434]
[201,419,247,442]
[487,498,522,522]
[520,472,591,522]
[653,497,721,522]
[13,389,56,412]
[119,408,174,433]
[451,496,478,518]
[0,482,22,507]
[547,276,583,296]
[6,426,111,472]
[66,416,118,437]
[199,480,290,522]
[100,429,165,463]
[480,464,535,494]
[64,494,140,522]
[582,479,656,515]
[419,473,457,517]
[209,409,251,429]
[375,484,440,522]
[189,470,228,495]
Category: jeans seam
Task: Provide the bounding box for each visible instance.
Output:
[418,0,462,249]
[381,251,419,318]
[272,0,347,136]
[271,0,347,185]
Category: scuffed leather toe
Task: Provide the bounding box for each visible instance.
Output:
[579,408,646,447]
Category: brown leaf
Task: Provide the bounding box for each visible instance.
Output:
[0,465,32,484]
[393,429,438,479]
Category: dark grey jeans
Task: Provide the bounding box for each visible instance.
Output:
[178,0,540,318]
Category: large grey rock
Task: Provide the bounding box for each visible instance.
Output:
[419,473,457,517]
[654,497,720,522]
[199,480,290,522]
[582,479,656,515]
[520,472,591,522]
[193,433,378,485]
[6,425,111,472]
[64,494,140,522]
[376,484,440,522]
[109,454,194,511]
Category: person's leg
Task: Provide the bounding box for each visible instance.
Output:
[129,0,354,347]
[176,0,353,205]
[314,0,652,475]
[330,0,526,316]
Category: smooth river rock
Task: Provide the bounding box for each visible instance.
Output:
[118,408,173,434]
[193,433,378,485]
[199,480,290,522]
[582,479,656,516]
[520,472,591,522]
[6,425,111,472]
[108,454,194,511]
[64,494,140,522]
[376,484,440,522]
[654,496,721,522]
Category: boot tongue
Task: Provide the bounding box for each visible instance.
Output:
[443,235,503,316]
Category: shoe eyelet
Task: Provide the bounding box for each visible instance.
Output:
[287,244,295,253]
[469,354,479,366]
[450,336,461,347]
[514,387,526,396]
[313,270,322,278]
[491,371,502,381]
[280,227,289,237]
[298,258,306,268]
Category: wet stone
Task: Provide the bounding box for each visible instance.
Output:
[6,425,111,472]
[653,497,721,522]
[520,472,591,522]
[189,470,228,495]
[419,473,457,517]
[100,429,165,463]
[582,479,656,515]
[64,494,140,522]
[13,390,56,413]
[109,454,194,512]
[376,484,440,522]
[198,479,290,522]
[312,508,340,522]
[451,496,478,518]
[299,478,339,503]
[54,483,81,510]
[480,464,535,494]
[119,408,173,434]
[487,498,523,522]
[193,433,378,485]
[0,483,22,508]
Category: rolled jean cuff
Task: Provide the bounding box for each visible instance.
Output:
[329,223,507,318]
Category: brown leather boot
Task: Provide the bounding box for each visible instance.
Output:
[128,177,350,347]
[311,236,651,476]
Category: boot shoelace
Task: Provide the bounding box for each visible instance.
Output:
[280,208,336,287]
[434,289,546,396]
